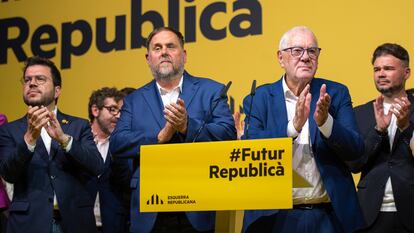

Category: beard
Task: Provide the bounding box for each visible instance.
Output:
[152,64,184,81]
[376,83,404,97]
[96,117,115,136]
[150,55,185,81]
[23,90,55,107]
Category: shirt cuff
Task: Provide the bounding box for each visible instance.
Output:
[64,136,73,152]
[26,141,36,152]
[287,120,300,138]
[318,114,333,138]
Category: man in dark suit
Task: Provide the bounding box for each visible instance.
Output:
[109,27,236,233]
[88,87,130,233]
[242,26,365,233]
[352,43,414,233]
[0,56,104,233]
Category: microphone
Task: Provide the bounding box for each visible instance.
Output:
[192,81,232,142]
[245,80,256,139]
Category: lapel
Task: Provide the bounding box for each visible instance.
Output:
[179,72,199,111]
[142,80,165,128]
[270,78,288,129]
[309,80,321,146]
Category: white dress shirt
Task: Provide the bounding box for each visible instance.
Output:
[156,76,183,107]
[380,102,397,212]
[282,78,332,204]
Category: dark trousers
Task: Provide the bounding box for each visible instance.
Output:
[246,204,344,233]
[150,212,213,233]
[358,212,414,233]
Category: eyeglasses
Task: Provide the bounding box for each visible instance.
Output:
[21,75,50,86]
[282,47,321,59]
[102,106,121,115]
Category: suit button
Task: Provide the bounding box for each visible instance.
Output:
[50,175,56,179]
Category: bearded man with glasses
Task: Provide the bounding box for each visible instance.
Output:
[87,87,130,233]
[242,26,365,233]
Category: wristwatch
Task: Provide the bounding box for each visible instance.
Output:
[60,135,72,149]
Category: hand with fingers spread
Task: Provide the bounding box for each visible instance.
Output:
[389,96,411,131]
[24,106,50,146]
[293,84,311,133]
[314,84,331,127]
[164,98,188,134]
[373,95,392,133]
[44,111,70,145]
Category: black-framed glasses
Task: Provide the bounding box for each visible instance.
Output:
[20,75,49,86]
[282,47,321,59]
[102,106,121,115]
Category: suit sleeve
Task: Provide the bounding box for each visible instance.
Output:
[322,85,364,162]
[184,84,236,142]
[0,124,35,183]
[65,121,104,176]
[109,96,158,158]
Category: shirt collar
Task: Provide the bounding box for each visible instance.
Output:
[282,75,298,100]
[156,76,184,95]
[91,128,110,144]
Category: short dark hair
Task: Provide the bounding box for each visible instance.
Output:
[88,87,124,121]
[23,56,62,88]
[372,43,410,67]
[120,87,136,97]
[145,27,185,49]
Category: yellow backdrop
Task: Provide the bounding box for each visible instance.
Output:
[1,0,414,121]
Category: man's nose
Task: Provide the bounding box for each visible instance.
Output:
[28,79,38,87]
[115,111,121,119]
[300,50,311,61]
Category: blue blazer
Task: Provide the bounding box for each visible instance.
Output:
[242,77,365,233]
[0,111,104,233]
[109,72,236,233]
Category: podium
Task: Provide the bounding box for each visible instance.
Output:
[140,138,311,232]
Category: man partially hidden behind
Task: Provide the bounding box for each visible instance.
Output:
[352,43,414,233]
[109,27,236,233]
[0,56,103,233]
[241,26,365,233]
[88,87,130,233]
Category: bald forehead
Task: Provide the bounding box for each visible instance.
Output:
[279,28,318,50]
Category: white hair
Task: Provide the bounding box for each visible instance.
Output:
[278,26,318,50]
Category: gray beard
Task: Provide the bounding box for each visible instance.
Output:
[153,66,184,82]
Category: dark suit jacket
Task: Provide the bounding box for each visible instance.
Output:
[109,72,236,233]
[0,111,104,233]
[352,94,414,231]
[242,77,365,233]
[95,152,131,233]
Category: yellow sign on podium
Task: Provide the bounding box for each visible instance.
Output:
[140,138,297,212]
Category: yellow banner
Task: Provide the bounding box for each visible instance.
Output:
[140,138,293,212]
